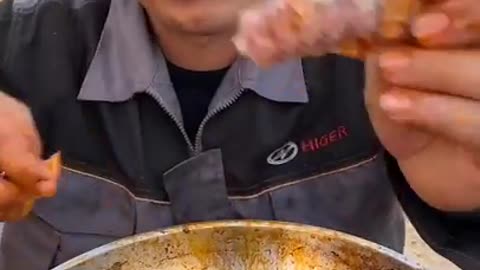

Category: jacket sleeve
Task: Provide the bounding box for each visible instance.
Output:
[386,153,480,270]
[0,0,15,94]
[0,0,55,150]
[0,0,91,152]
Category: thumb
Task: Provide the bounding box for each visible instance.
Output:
[35,152,62,198]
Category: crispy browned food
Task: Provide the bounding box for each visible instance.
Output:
[339,0,422,60]
[47,152,62,182]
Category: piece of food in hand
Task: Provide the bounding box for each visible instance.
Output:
[20,152,62,218]
[46,152,62,184]
[234,0,420,65]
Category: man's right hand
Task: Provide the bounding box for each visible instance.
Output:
[0,92,61,221]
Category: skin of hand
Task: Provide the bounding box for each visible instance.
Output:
[366,0,480,212]
[0,92,60,221]
[237,0,480,211]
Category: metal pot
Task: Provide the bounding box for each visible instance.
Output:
[53,220,426,270]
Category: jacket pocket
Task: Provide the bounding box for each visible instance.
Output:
[268,154,405,251]
[0,215,60,270]
[33,167,136,267]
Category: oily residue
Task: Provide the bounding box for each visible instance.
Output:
[54,221,423,270]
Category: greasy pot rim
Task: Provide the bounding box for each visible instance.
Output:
[52,220,426,270]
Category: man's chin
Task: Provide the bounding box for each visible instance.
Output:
[175,17,237,36]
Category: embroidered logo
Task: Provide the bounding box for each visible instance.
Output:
[301,126,349,153]
[267,141,299,165]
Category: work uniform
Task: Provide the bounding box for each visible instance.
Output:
[0,0,478,269]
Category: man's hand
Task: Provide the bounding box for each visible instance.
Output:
[366,0,480,212]
[0,92,60,221]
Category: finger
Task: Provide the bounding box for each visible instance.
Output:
[237,10,282,67]
[0,179,20,206]
[0,148,52,195]
[441,0,480,29]
[0,177,37,221]
[268,1,302,55]
[0,200,34,222]
[364,54,433,160]
[379,87,480,150]
[412,12,477,47]
[412,0,480,47]
[378,48,480,100]
[257,4,295,64]
[36,152,62,198]
[24,122,43,157]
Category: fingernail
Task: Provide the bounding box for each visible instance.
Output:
[412,13,450,38]
[379,51,410,73]
[380,93,412,117]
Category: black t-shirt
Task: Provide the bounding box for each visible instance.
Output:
[166,61,229,141]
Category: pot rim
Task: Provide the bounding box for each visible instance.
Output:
[52,220,426,270]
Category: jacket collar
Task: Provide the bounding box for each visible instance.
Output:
[77,0,309,104]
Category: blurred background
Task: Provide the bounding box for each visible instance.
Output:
[404,217,459,270]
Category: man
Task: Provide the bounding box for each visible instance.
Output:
[0,0,479,269]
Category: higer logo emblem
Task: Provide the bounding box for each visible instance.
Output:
[267,142,299,165]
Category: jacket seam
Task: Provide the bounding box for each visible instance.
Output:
[63,166,171,205]
[236,149,379,193]
[231,154,378,199]
[63,153,379,205]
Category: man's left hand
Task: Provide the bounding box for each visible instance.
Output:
[366,0,480,212]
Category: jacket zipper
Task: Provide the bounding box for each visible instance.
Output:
[146,87,246,155]
[194,88,246,155]
[145,88,195,154]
